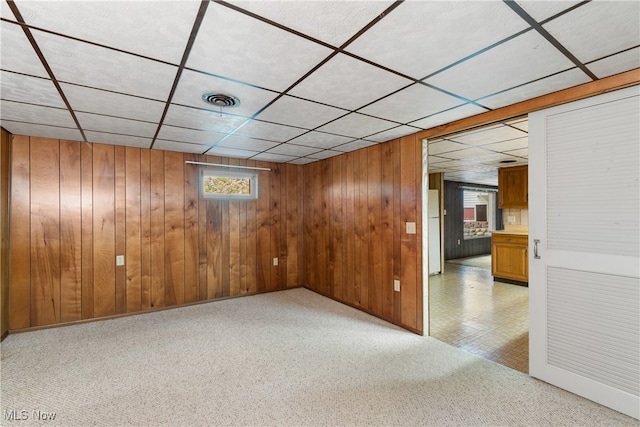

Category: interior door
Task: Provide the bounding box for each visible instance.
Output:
[529,85,639,419]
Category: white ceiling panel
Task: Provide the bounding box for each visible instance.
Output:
[516,1,584,22]
[588,47,640,80]
[449,125,527,146]
[76,112,158,138]
[32,30,177,101]
[188,3,331,91]
[267,143,321,157]
[427,140,469,155]
[217,135,279,152]
[157,125,224,146]
[287,131,354,150]
[13,0,201,64]
[0,22,48,77]
[251,152,297,163]
[333,139,377,152]
[289,53,412,111]
[85,132,152,148]
[205,146,259,159]
[154,139,211,154]
[482,137,529,153]
[543,1,640,64]
[288,157,316,165]
[308,149,343,160]
[172,69,277,118]
[359,84,462,124]
[365,125,421,143]
[256,95,347,130]
[1,72,65,108]
[428,155,454,165]
[164,104,248,134]
[425,31,576,101]
[347,1,528,79]
[506,119,529,133]
[0,121,82,141]
[410,103,488,131]
[230,1,392,47]
[442,147,492,160]
[1,101,75,128]
[233,120,307,142]
[444,170,498,186]
[316,113,396,139]
[61,83,165,123]
[505,148,529,158]
[477,68,591,109]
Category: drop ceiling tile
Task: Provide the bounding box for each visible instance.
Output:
[164,104,248,134]
[60,83,165,122]
[1,101,75,128]
[478,68,591,109]
[346,1,528,79]
[288,53,412,111]
[267,144,321,157]
[233,120,307,142]
[288,157,316,165]
[250,152,297,163]
[333,139,377,152]
[76,112,158,138]
[410,104,488,130]
[365,125,421,143]
[445,170,498,186]
[588,47,640,80]
[543,1,640,64]
[506,119,528,133]
[0,121,83,141]
[231,1,392,46]
[428,155,454,165]
[287,131,354,150]
[32,30,177,100]
[188,3,331,91]
[316,113,397,139]
[1,71,65,108]
[205,146,259,159]
[256,95,347,130]
[14,0,200,64]
[482,137,528,153]
[0,22,48,77]
[157,125,225,146]
[449,125,527,146]
[307,150,343,160]
[441,147,490,160]
[466,151,513,164]
[505,148,529,158]
[427,140,468,155]
[85,132,152,148]
[172,69,277,118]
[425,31,575,101]
[154,140,210,154]
[517,1,583,22]
[218,135,279,152]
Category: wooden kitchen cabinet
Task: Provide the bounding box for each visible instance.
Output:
[491,233,528,283]
[498,165,528,208]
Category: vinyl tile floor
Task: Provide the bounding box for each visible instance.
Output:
[428,255,529,374]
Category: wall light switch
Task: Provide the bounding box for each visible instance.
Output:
[406,222,417,234]
[116,255,125,266]
[394,280,400,292]
[273,257,278,266]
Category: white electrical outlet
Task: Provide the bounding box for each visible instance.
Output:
[406,222,416,234]
[116,255,125,266]
[394,280,400,292]
[508,215,516,224]
[273,257,278,266]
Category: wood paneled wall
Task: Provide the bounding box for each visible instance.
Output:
[9,136,303,329]
[1,128,9,339]
[302,135,424,333]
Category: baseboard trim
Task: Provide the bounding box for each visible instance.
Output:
[1,330,8,342]
[493,277,528,287]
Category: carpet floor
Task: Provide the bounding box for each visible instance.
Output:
[1,288,636,426]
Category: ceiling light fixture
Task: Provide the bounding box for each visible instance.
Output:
[499,159,517,164]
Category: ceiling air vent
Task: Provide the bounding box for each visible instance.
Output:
[202,93,240,108]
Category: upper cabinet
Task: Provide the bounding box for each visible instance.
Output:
[498,165,528,209]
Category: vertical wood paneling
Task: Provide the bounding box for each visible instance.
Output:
[219,157,231,297]
[245,160,257,294]
[381,143,395,320]
[183,154,199,303]
[1,129,10,338]
[114,146,126,314]
[164,151,185,306]
[344,152,355,307]
[256,162,270,292]
[367,145,382,315]
[228,158,241,296]
[197,154,208,300]
[81,143,94,319]
[139,149,151,310]
[9,136,30,329]
[400,135,418,330]
[331,156,345,300]
[59,140,82,322]
[125,147,142,313]
[93,144,115,318]
[30,137,61,326]
[149,150,164,308]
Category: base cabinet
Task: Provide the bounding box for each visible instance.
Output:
[492,233,528,283]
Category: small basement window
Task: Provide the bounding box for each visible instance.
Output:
[201,169,258,200]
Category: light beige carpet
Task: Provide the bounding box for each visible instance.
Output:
[1,288,636,426]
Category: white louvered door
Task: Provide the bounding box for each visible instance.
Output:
[529,85,640,420]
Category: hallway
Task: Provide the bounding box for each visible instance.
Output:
[429,255,529,373]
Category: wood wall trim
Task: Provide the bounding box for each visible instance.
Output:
[417,68,640,140]
[0,128,10,340]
